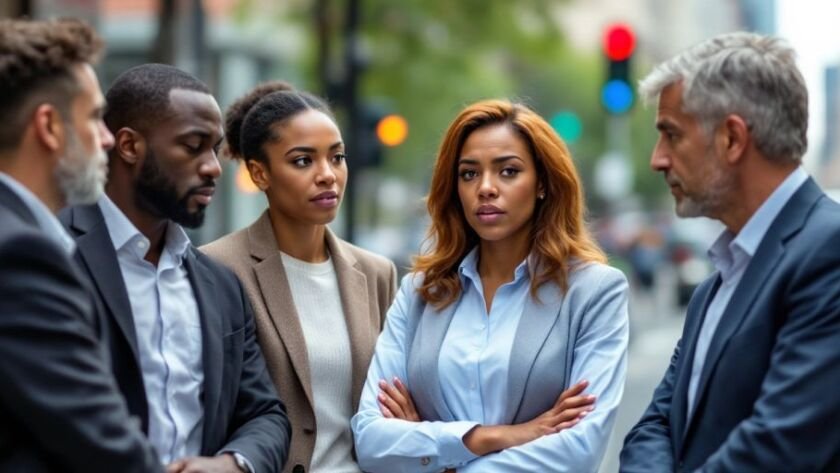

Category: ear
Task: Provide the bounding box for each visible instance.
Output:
[113,127,144,165]
[246,159,271,191]
[718,114,750,164]
[32,104,65,153]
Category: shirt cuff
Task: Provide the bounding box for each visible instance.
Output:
[219,450,255,473]
[438,421,481,468]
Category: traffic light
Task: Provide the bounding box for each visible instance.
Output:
[602,23,636,115]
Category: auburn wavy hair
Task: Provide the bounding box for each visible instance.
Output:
[413,99,606,308]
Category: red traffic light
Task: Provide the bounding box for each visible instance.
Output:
[603,23,636,61]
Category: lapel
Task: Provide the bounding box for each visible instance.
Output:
[504,278,566,424]
[411,300,459,422]
[67,204,140,361]
[183,249,224,445]
[673,274,720,453]
[248,211,315,409]
[681,179,822,444]
[325,229,375,411]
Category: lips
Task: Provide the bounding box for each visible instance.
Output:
[191,186,215,206]
[476,204,504,223]
[311,190,339,209]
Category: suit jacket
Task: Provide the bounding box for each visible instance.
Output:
[620,178,840,473]
[59,203,291,472]
[200,210,397,473]
[0,181,162,473]
[352,261,629,472]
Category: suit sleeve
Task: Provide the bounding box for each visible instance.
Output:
[219,277,292,473]
[619,339,680,472]
[694,233,840,473]
[0,233,163,473]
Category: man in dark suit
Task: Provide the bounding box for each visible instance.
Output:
[0,18,162,472]
[60,64,290,473]
[619,32,840,472]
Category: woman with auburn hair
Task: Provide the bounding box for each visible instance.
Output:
[201,82,397,473]
[352,99,629,472]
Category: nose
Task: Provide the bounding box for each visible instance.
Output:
[99,120,114,152]
[477,173,498,199]
[650,139,670,173]
[315,158,337,186]
[200,150,222,181]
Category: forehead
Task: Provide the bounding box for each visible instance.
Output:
[461,123,530,157]
[158,88,223,138]
[656,82,697,127]
[71,63,105,107]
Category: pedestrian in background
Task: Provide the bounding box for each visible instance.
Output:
[620,32,840,472]
[353,99,629,473]
[202,83,397,473]
[0,18,162,472]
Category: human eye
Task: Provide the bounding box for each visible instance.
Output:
[459,168,478,181]
[332,152,346,164]
[291,156,312,168]
[500,167,521,178]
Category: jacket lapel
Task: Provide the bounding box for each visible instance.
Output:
[410,301,459,422]
[681,179,821,445]
[248,212,315,409]
[326,229,374,411]
[504,279,565,423]
[67,204,140,361]
[184,250,223,445]
[673,274,720,454]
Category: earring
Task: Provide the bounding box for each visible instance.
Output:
[538,192,546,200]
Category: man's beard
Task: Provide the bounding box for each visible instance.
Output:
[134,149,211,229]
[55,125,107,206]
[672,149,734,219]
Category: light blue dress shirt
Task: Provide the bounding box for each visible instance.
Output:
[98,196,205,465]
[353,248,628,472]
[0,173,75,255]
[686,167,808,419]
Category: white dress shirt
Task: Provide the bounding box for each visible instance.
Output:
[98,195,204,464]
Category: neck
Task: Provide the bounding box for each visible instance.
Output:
[268,209,329,263]
[105,183,169,264]
[477,230,531,283]
[718,160,798,234]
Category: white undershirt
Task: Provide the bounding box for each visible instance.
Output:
[281,252,359,473]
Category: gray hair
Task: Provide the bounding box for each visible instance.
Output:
[639,32,808,163]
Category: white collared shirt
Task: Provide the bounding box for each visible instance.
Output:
[98,195,204,464]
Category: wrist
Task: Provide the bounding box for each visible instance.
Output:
[463,425,504,456]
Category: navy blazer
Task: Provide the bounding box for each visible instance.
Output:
[0,182,161,473]
[60,203,291,472]
[620,178,840,472]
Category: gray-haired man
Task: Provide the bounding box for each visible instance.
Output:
[620,32,840,472]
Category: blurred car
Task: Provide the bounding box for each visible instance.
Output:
[667,217,721,306]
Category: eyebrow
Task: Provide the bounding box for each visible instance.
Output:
[284,142,344,156]
[458,155,523,165]
[655,120,678,133]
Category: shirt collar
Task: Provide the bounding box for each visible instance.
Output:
[707,167,808,274]
[0,172,76,256]
[98,194,192,260]
[458,246,532,286]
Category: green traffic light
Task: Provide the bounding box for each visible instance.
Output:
[550,111,583,144]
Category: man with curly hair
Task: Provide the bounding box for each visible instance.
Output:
[0,18,163,473]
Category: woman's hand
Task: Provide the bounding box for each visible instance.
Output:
[377,377,421,422]
[463,380,596,456]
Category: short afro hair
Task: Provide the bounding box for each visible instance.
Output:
[0,18,104,151]
[104,63,211,137]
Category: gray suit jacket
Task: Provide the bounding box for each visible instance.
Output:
[201,210,397,473]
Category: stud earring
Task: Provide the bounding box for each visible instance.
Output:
[538,192,546,200]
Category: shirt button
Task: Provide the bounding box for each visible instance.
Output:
[137,240,147,249]
[420,457,430,466]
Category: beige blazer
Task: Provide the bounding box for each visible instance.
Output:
[200,210,397,473]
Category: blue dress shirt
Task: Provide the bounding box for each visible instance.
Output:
[0,173,75,255]
[353,248,629,472]
[686,167,808,419]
